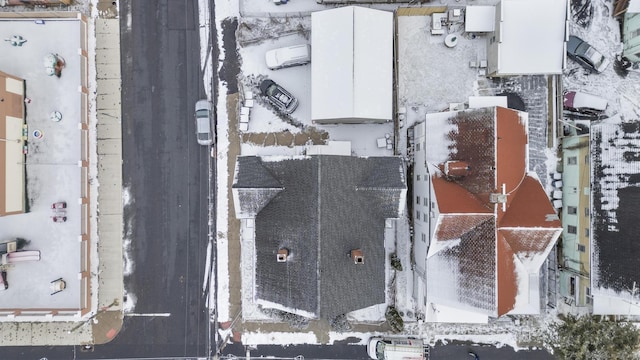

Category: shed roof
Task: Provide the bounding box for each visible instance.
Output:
[491,0,567,75]
[311,6,393,122]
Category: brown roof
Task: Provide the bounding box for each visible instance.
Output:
[431,175,491,214]
[428,107,560,317]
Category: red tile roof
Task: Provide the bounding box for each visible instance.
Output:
[426,107,561,317]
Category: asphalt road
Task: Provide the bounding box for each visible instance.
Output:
[115,0,213,357]
[222,341,555,360]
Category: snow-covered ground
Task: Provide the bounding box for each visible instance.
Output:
[0,18,89,313]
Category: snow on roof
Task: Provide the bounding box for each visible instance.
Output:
[468,96,508,109]
[426,302,489,323]
[465,6,495,33]
[311,6,393,122]
[0,17,85,313]
[590,121,640,314]
[629,0,640,12]
[489,0,567,76]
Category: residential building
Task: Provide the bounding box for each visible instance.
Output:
[232,155,406,319]
[411,107,562,323]
[591,122,640,315]
[486,0,568,77]
[311,6,393,124]
[620,0,640,62]
[558,134,591,311]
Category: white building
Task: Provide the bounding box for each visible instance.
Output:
[486,0,569,77]
[311,6,393,124]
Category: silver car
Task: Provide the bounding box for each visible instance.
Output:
[194,99,214,146]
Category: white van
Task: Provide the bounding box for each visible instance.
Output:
[367,337,428,360]
[265,44,311,70]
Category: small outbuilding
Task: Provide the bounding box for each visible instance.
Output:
[311,6,393,124]
[486,0,569,77]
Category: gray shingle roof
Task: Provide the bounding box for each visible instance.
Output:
[235,155,406,319]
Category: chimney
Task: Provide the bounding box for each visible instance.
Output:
[443,160,470,178]
[277,248,289,263]
[349,249,364,265]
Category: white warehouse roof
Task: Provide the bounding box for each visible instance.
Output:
[311,6,393,123]
[487,0,568,76]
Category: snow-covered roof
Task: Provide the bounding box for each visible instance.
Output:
[465,6,495,33]
[591,122,640,315]
[0,16,87,315]
[629,0,640,13]
[311,6,393,123]
[418,107,561,318]
[487,0,568,76]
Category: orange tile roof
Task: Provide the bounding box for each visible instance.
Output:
[427,106,561,317]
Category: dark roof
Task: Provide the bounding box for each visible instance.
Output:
[591,123,640,294]
[233,157,284,217]
[235,155,406,319]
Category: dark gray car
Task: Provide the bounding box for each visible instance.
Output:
[259,79,298,114]
[567,35,610,73]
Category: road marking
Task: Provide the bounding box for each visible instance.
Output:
[124,313,171,317]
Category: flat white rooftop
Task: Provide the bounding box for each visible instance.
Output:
[0,17,84,311]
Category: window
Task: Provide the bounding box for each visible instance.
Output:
[417,175,421,181]
[578,244,586,252]
[585,228,590,237]
[570,277,576,296]
[584,207,590,217]
[567,206,577,215]
[416,196,420,204]
[416,210,420,220]
[421,233,426,243]
[423,213,428,222]
[633,28,640,37]
[586,287,592,304]
[423,198,428,206]
[568,156,577,165]
[584,154,589,164]
[416,143,421,151]
[568,225,577,234]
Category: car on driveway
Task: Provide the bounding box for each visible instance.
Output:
[563,90,608,115]
[265,44,311,70]
[194,99,214,146]
[259,79,298,114]
[567,35,610,73]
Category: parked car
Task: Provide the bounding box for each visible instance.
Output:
[265,44,311,70]
[567,35,610,73]
[563,90,608,115]
[194,99,214,146]
[259,79,298,114]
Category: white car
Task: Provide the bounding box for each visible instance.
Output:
[194,99,214,146]
[265,44,311,70]
[563,91,608,115]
